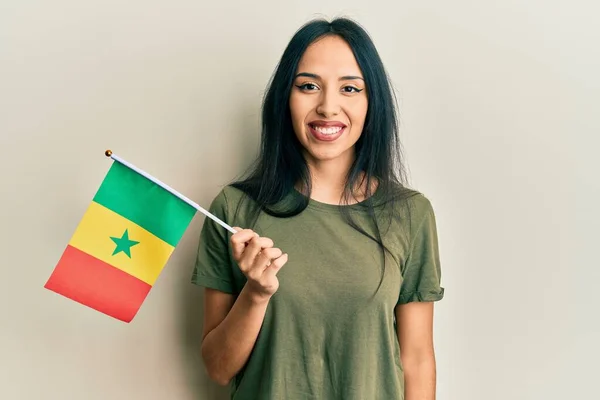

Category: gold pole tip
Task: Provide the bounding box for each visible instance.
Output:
[105,149,113,157]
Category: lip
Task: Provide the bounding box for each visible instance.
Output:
[308,120,347,128]
[307,120,347,142]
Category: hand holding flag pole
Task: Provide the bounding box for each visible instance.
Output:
[44,149,237,323]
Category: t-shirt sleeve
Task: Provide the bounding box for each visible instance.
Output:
[191,189,237,294]
[398,196,445,304]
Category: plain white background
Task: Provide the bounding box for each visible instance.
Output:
[1,1,597,399]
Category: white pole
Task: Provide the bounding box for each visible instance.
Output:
[104,150,237,234]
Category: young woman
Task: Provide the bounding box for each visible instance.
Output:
[192,17,444,400]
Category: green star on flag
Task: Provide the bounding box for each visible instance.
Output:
[110,229,139,258]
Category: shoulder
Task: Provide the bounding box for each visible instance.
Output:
[406,191,435,217]
[380,183,434,219]
[405,190,436,224]
[379,184,437,238]
[402,192,440,249]
[207,185,248,210]
[206,184,259,228]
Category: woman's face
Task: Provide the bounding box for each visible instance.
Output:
[289,35,368,166]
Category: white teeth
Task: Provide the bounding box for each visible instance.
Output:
[313,126,343,135]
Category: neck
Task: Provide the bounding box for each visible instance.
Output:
[300,150,366,205]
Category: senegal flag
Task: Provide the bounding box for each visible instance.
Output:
[45,153,197,322]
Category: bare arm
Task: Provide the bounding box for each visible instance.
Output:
[200,228,288,386]
[200,286,270,385]
[395,301,437,400]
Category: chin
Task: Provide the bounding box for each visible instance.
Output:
[295,128,359,163]
[304,145,355,163]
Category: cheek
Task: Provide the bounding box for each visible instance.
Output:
[347,100,368,130]
[289,94,308,125]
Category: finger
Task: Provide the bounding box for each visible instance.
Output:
[242,229,260,247]
[230,228,256,244]
[244,236,274,261]
[259,247,283,265]
[263,253,288,278]
[248,250,284,282]
[230,229,257,259]
[249,247,283,275]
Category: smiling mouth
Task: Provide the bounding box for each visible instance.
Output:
[309,125,344,135]
[307,123,346,142]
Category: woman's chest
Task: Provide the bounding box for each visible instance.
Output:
[231,211,407,316]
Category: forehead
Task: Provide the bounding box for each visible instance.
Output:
[296,35,363,77]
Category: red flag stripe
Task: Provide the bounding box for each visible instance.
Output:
[45,245,152,322]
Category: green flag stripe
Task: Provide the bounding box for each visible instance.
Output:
[93,161,196,247]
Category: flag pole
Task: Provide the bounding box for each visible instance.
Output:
[104,150,237,235]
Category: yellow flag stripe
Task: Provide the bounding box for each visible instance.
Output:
[68,201,175,285]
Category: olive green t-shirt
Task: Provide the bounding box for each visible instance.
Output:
[191,185,444,400]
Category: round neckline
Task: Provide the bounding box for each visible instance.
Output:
[292,186,381,213]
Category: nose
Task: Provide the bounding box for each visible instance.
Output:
[316,88,341,118]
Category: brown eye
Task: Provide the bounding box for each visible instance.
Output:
[295,83,319,91]
[342,86,362,93]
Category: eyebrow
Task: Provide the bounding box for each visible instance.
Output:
[294,72,364,81]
